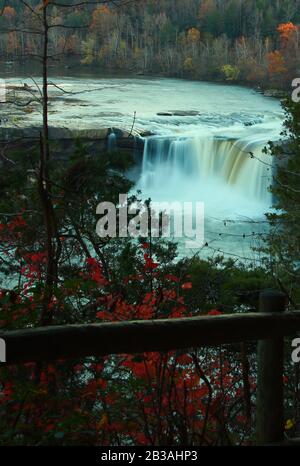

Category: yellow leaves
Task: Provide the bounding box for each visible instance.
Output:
[220,64,240,81]
[183,57,194,71]
[187,28,201,43]
[285,419,296,431]
[81,55,94,66]
[80,38,96,65]
[119,40,126,52]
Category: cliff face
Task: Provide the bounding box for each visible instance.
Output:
[0,125,149,140]
[0,126,146,162]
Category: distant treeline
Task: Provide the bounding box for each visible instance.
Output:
[0,0,299,88]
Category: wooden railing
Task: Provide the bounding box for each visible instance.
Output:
[1,289,300,445]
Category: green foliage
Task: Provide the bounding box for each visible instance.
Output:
[179,256,274,313]
[221,64,240,81]
[264,99,300,303]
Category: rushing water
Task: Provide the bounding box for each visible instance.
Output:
[3,75,284,261]
[139,135,273,206]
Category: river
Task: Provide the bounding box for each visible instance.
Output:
[2,74,284,262]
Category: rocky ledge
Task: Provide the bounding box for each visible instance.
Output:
[157,110,199,117]
[263,89,288,99]
[0,125,151,141]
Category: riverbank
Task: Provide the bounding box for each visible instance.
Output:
[1,59,289,101]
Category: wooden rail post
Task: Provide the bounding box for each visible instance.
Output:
[257,289,287,444]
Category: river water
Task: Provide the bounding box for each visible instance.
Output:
[3,75,284,262]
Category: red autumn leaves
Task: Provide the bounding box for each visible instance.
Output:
[0,219,238,446]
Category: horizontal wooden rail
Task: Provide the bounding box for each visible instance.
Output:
[0,290,297,445]
[1,311,300,364]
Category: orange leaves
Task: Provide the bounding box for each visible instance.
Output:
[266,22,298,79]
[181,282,193,290]
[267,50,287,76]
[37,0,49,10]
[90,5,111,33]
[2,6,16,19]
[277,22,298,45]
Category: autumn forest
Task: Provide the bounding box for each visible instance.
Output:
[1,0,300,451]
[1,0,300,88]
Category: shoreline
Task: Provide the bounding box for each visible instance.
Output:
[0,59,288,100]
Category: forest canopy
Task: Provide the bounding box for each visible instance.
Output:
[0,0,299,88]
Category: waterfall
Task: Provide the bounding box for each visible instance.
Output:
[138,135,273,209]
[108,130,117,152]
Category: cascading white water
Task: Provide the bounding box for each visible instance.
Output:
[138,134,273,214]
[4,75,283,261]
